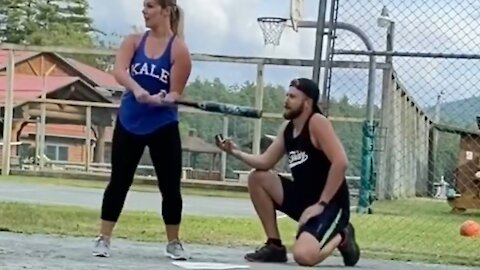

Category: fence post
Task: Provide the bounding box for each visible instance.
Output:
[2,50,15,175]
[357,52,377,214]
[252,63,264,155]
[85,106,92,171]
[376,22,394,200]
[296,20,377,214]
[221,116,229,180]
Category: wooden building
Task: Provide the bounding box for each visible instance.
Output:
[0,49,120,166]
[0,49,225,181]
[448,131,480,212]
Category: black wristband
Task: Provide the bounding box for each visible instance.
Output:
[318,201,328,207]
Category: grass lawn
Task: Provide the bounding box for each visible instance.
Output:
[0,175,250,199]
[0,199,479,266]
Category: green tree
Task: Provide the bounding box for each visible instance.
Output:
[34,0,97,33]
[0,0,37,43]
[1,0,101,45]
[26,23,94,47]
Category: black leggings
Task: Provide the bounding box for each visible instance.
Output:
[101,120,183,225]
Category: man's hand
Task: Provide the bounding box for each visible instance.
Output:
[215,136,239,155]
[299,203,324,226]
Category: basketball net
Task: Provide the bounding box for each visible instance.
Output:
[257,17,287,50]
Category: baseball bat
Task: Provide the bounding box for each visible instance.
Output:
[174,100,263,119]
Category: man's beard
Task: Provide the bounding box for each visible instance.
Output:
[283,106,303,120]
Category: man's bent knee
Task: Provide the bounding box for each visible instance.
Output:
[293,250,316,266]
[247,169,273,188]
[293,247,323,267]
[293,232,328,267]
[247,169,284,207]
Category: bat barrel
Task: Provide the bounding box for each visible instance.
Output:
[243,109,263,118]
[203,101,263,119]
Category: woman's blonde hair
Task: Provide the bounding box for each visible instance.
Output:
[156,0,185,39]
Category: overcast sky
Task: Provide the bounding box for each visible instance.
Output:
[87,0,480,108]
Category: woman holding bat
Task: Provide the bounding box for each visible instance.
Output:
[92,0,192,260]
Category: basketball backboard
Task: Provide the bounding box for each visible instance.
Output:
[290,0,303,32]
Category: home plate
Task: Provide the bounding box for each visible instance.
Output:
[171,261,250,269]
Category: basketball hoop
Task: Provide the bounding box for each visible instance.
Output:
[257,17,288,46]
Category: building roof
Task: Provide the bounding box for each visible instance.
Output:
[0,49,123,91]
[182,136,221,154]
[182,130,221,154]
[0,50,38,69]
[66,58,120,90]
[0,49,118,139]
[0,75,79,104]
[0,74,112,106]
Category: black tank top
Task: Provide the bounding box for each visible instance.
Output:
[283,113,350,205]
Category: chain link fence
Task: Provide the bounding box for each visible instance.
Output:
[321,0,480,265]
[1,0,479,266]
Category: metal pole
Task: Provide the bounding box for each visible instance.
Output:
[377,22,394,200]
[365,60,376,126]
[320,0,338,115]
[334,49,480,59]
[429,91,443,196]
[434,93,443,127]
[311,0,328,85]
[297,21,375,52]
[356,54,377,214]
[252,63,264,155]
[297,20,377,214]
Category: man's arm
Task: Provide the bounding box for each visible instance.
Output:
[230,121,288,171]
[309,114,349,204]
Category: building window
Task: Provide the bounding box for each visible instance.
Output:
[18,143,31,159]
[45,145,69,161]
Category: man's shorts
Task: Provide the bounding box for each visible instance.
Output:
[274,174,350,247]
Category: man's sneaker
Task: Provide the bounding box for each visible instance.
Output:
[92,236,110,257]
[337,223,360,266]
[165,239,188,260]
[244,243,288,263]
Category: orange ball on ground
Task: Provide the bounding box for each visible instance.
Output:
[460,220,480,237]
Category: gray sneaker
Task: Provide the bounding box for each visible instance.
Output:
[92,236,110,257]
[165,240,188,260]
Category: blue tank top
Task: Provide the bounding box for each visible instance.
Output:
[118,31,178,135]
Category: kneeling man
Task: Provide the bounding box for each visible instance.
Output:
[215,78,360,267]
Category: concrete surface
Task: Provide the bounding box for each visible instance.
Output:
[0,181,478,270]
[0,181,256,218]
[0,232,477,270]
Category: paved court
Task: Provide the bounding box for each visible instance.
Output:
[0,232,477,270]
[0,181,257,218]
[0,181,478,270]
